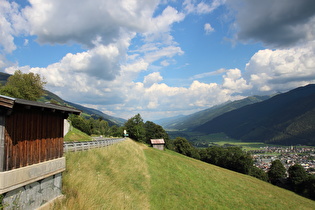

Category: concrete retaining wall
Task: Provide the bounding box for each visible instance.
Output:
[2,173,62,210]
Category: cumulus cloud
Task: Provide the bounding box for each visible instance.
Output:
[226,0,315,47]
[23,0,159,47]
[142,6,185,44]
[143,72,163,87]
[222,68,251,92]
[0,0,28,53]
[244,41,315,93]
[204,23,214,34]
[7,42,125,82]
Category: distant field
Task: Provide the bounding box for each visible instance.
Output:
[211,141,268,150]
[168,131,287,150]
[55,139,315,209]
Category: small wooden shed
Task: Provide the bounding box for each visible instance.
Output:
[0,94,81,208]
[0,95,81,172]
[150,139,165,150]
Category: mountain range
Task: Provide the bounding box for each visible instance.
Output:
[156,95,272,131]
[193,84,315,146]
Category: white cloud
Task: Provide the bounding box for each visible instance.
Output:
[244,41,315,93]
[184,0,224,15]
[0,0,28,53]
[23,0,159,47]
[190,68,226,80]
[144,45,184,63]
[143,72,163,87]
[222,68,251,92]
[204,23,214,34]
[143,6,185,45]
[160,60,170,67]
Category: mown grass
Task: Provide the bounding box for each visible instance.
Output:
[55,139,150,209]
[55,139,315,209]
[145,148,314,209]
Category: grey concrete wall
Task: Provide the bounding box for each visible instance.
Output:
[0,157,65,194]
[64,119,70,136]
[2,173,62,210]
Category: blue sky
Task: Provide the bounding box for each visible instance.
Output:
[1,0,315,121]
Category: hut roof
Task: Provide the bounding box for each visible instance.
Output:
[0,95,81,115]
[150,139,165,145]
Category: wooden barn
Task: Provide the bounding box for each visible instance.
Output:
[150,139,165,151]
[0,95,80,209]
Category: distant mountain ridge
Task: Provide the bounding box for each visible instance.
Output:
[194,84,315,146]
[157,95,272,131]
[41,90,125,126]
[65,101,125,126]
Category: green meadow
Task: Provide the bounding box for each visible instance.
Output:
[54,139,315,209]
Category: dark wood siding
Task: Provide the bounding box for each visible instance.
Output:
[4,106,64,171]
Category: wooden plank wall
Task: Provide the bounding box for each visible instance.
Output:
[4,107,64,171]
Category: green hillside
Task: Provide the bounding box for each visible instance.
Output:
[55,139,315,209]
[157,95,271,131]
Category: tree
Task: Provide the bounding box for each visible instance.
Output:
[173,137,200,159]
[305,175,315,200]
[124,114,146,142]
[288,164,308,193]
[200,146,253,174]
[0,70,46,101]
[268,160,286,185]
[109,125,125,137]
[144,121,170,147]
[68,114,91,135]
[249,166,269,182]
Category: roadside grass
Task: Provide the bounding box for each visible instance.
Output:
[64,127,92,142]
[55,139,150,209]
[56,139,315,209]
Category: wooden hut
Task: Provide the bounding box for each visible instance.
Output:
[0,95,80,209]
[150,139,165,150]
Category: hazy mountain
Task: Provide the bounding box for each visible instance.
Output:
[65,101,125,126]
[194,84,315,146]
[0,72,11,85]
[157,95,271,131]
[41,91,125,126]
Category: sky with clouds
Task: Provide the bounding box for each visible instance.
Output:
[1,0,315,121]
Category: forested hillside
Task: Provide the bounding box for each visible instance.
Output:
[157,95,271,131]
[194,84,315,145]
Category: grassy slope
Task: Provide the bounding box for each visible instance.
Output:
[56,139,315,209]
[64,127,92,142]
